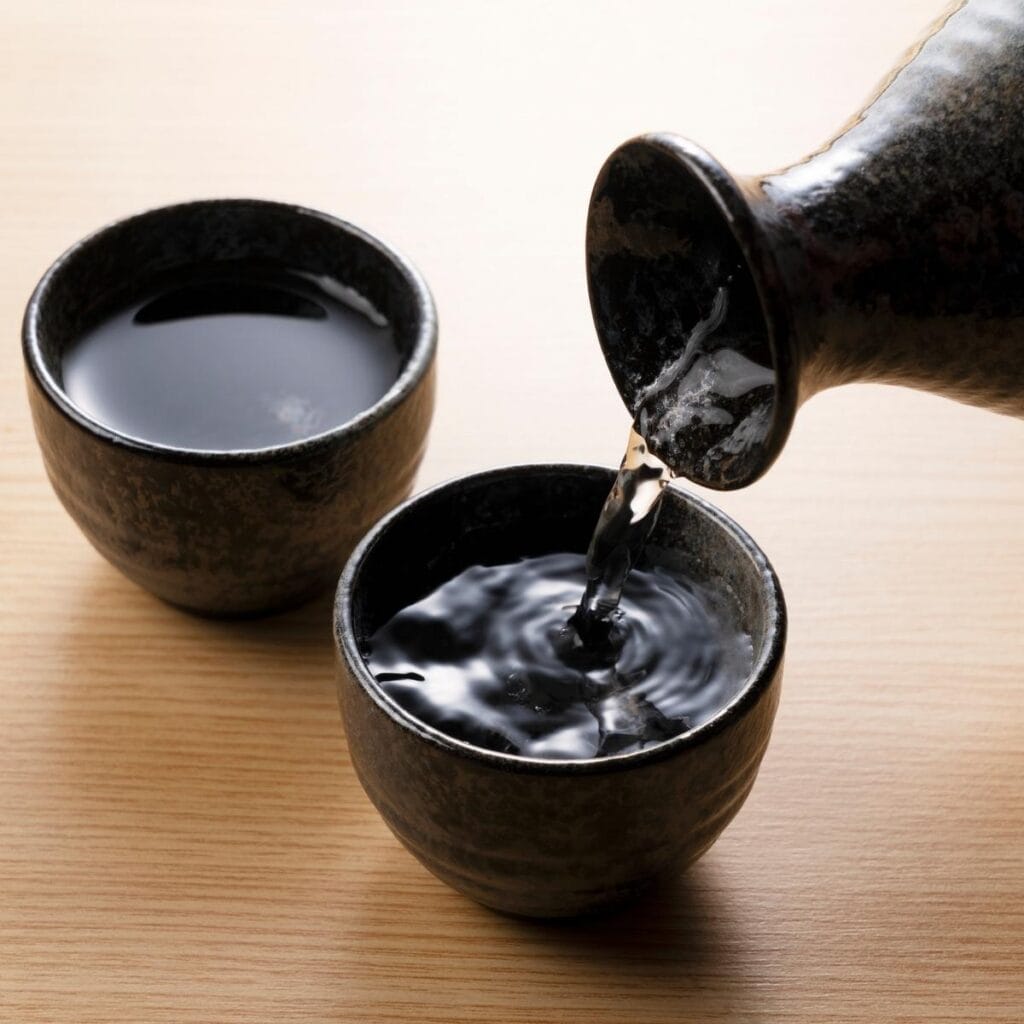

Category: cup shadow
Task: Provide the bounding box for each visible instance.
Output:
[353,842,769,1023]
[46,562,350,881]
[498,864,768,1021]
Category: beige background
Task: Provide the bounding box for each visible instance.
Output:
[2,1,1023,1021]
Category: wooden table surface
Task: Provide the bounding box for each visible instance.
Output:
[3,2,1023,1021]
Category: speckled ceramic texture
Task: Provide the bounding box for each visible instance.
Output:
[23,200,437,615]
[334,464,785,918]
[588,0,1024,489]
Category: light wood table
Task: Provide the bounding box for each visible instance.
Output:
[3,2,1022,1021]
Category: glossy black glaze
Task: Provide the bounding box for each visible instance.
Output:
[588,0,1024,489]
[335,465,785,918]
[24,200,436,615]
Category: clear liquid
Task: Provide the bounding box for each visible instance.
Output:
[631,283,776,488]
[571,427,675,642]
[571,279,771,635]
[62,261,402,450]
[368,552,752,760]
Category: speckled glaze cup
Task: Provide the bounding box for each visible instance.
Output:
[23,199,436,615]
[335,464,785,918]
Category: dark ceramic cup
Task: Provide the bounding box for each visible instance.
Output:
[23,199,436,615]
[335,464,785,918]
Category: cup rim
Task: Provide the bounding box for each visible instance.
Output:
[335,462,786,776]
[22,197,438,465]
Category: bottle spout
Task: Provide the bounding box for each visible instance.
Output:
[586,133,799,490]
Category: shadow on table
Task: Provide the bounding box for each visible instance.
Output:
[73,552,344,655]
[186,572,340,641]
[497,864,767,1020]
[352,840,769,1022]
[47,562,350,864]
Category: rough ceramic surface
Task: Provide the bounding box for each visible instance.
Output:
[587,0,1024,489]
[23,199,437,615]
[335,464,786,918]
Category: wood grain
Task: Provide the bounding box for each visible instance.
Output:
[2,2,1022,1021]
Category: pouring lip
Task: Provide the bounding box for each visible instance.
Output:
[586,132,799,491]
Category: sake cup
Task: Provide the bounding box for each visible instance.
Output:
[334,463,785,917]
[23,199,436,615]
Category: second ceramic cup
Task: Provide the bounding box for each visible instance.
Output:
[23,199,437,615]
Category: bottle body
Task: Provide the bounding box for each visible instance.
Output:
[587,0,1024,489]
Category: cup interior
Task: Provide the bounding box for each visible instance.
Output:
[343,463,783,756]
[25,199,433,443]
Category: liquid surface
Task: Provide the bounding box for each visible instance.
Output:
[367,552,752,760]
[62,262,402,450]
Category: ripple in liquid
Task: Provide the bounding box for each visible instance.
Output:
[366,552,752,760]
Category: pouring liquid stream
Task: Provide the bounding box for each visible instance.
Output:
[572,283,744,646]
[570,427,676,646]
[365,281,758,759]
